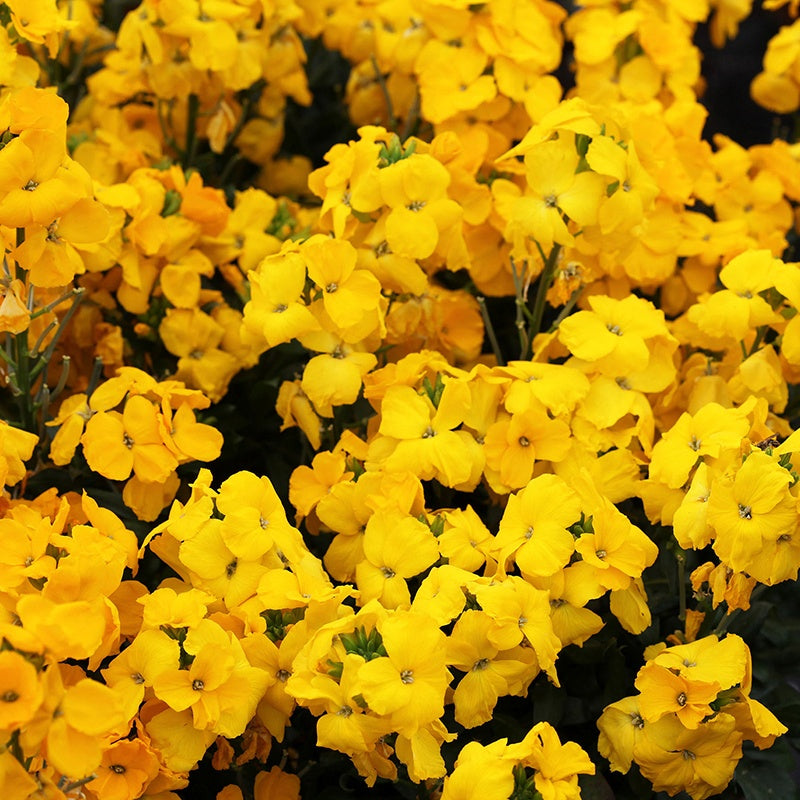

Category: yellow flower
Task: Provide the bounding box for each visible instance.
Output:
[242,250,320,349]
[483,404,572,492]
[493,473,581,577]
[507,721,595,800]
[635,713,743,800]
[497,135,605,252]
[81,394,178,483]
[650,634,748,691]
[46,676,127,779]
[416,41,497,124]
[473,576,561,684]
[216,471,294,561]
[15,196,110,288]
[254,766,302,800]
[0,650,43,730]
[102,629,180,720]
[0,420,38,487]
[302,235,382,329]
[153,619,270,737]
[706,449,797,573]
[378,153,462,260]
[649,403,749,489]
[86,737,161,800]
[356,511,440,609]
[634,663,720,729]
[288,653,389,754]
[0,131,83,227]
[597,695,649,773]
[446,610,522,729]
[559,294,670,376]
[356,612,450,736]
[370,381,475,488]
[440,740,514,800]
[437,506,494,572]
[0,278,30,333]
[574,502,658,591]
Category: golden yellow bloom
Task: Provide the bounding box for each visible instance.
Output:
[0,650,43,730]
[356,612,450,736]
[493,473,580,577]
[634,663,720,729]
[707,449,797,573]
[636,713,743,800]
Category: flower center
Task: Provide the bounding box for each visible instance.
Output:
[1,691,19,702]
[192,679,205,691]
[110,764,127,774]
[738,504,752,520]
[518,436,530,447]
[400,669,414,684]
[677,692,687,707]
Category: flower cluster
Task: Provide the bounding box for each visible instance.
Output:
[598,634,787,800]
[0,1,798,800]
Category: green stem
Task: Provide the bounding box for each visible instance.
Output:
[526,243,562,359]
[217,153,245,188]
[712,585,768,636]
[11,323,33,431]
[747,325,766,357]
[370,54,396,132]
[157,99,179,157]
[510,257,529,359]
[31,288,84,381]
[476,296,505,366]
[29,286,82,322]
[548,285,582,333]
[183,93,200,170]
[401,87,421,142]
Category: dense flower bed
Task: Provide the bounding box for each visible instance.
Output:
[0,1,799,799]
